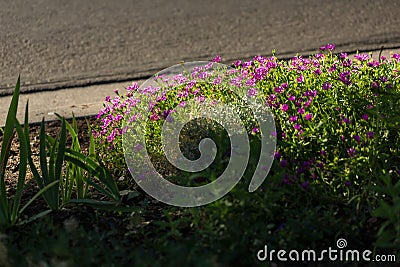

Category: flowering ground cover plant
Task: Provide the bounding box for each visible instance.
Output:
[92,45,400,260]
[95,46,400,193]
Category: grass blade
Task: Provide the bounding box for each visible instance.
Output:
[0,76,20,227]
[39,118,48,184]
[87,119,95,157]
[55,119,66,185]
[19,180,59,215]
[10,116,28,224]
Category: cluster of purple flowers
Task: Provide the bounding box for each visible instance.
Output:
[94,44,400,191]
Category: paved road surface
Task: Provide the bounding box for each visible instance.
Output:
[1,0,400,95]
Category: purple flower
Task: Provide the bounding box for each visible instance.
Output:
[362,114,369,121]
[326,43,335,51]
[274,85,285,94]
[342,59,353,67]
[150,112,159,121]
[320,150,326,157]
[345,181,351,187]
[269,94,277,102]
[162,109,174,119]
[298,108,305,115]
[289,115,298,122]
[322,82,331,90]
[304,113,313,121]
[198,72,209,79]
[177,90,189,98]
[392,53,400,61]
[274,151,281,159]
[371,81,380,88]
[254,66,268,81]
[304,90,317,98]
[302,161,311,169]
[186,80,196,90]
[347,148,356,157]
[254,55,267,64]
[354,54,369,61]
[196,96,205,102]
[343,117,351,124]
[247,87,258,97]
[338,71,351,85]
[354,135,360,143]
[319,43,335,51]
[212,55,222,63]
[366,131,374,139]
[367,60,380,68]
[213,76,222,85]
[233,60,242,67]
[328,64,337,73]
[297,75,304,83]
[294,124,302,130]
[245,78,256,87]
[280,159,288,168]
[105,96,111,102]
[379,76,388,83]
[126,82,139,91]
[281,104,289,112]
[134,142,144,152]
[340,52,348,59]
[242,60,252,68]
[314,69,322,75]
[288,95,296,101]
[252,127,259,134]
[301,181,309,190]
[106,131,116,143]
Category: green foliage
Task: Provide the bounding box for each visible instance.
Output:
[92,49,400,258]
[27,118,66,210]
[0,77,58,228]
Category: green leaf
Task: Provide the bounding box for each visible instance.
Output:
[39,118,49,184]
[11,117,28,224]
[0,76,20,226]
[19,180,60,215]
[87,119,95,157]
[55,118,67,185]
[16,210,52,226]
